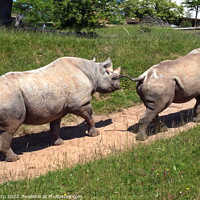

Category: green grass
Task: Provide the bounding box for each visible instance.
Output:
[1,126,199,200]
[1,26,200,113]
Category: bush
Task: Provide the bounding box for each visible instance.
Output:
[180,20,192,28]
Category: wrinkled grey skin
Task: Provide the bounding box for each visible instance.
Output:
[0,57,121,161]
[121,48,200,141]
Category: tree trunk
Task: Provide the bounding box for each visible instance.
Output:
[0,0,13,26]
[194,5,199,27]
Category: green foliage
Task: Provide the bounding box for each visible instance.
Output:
[12,0,184,31]
[180,19,192,27]
[13,0,122,31]
[53,0,118,31]
[13,0,54,25]
[126,0,184,23]
[183,0,200,8]
[183,0,200,27]
[1,126,199,199]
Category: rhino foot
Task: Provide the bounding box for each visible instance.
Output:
[5,154,20,162]
[193,117,200,123]
[53,138,64,145]
[160,126,168,132]
[136,133,148,141]
[157,125,168,133]
[88,128,100,137]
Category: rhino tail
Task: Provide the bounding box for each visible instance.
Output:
[173,76,184,90]
[119,74,145,82]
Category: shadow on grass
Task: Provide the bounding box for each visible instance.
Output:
[128,108,194,136]
[0,119,112,161]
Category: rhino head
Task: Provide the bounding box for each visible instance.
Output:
[96,58,121,93]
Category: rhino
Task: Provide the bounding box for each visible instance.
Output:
[120,48,200,141]
[0,57,121,162]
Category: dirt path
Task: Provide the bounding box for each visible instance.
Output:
[0,99,198,183]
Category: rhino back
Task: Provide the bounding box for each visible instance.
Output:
[2,58,94,125]
[148,53,200,102]
[172,54,200,102]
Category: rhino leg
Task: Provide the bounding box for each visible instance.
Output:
[193,97,200,122]
[136,108,158,141]
[0,131,19,162]
[74,103,100,137]
[50,118,64,145]
[136,102,169,141]
[153,115,168,133]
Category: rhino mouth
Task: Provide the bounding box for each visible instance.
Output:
[112,76,120,80]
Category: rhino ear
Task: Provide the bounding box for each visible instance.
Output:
[92,57,96,62]
[101,58,113,72]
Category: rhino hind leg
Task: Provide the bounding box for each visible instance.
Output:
[50,118,64,145]
[193,97,200,122]
[73,103,100,137]
[0,131,19,162]
[136,108,159,141]
[136,107,169,141]
[152,115,168,133]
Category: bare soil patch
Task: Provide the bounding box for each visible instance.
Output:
[0,100,198,183]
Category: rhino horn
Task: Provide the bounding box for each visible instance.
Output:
[92,57,96,62]
[114,66,121,75]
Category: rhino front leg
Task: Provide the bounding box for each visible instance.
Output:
[50,118,64,145]
[0,131,19,162]
[136,108,159,141]
[74,103,100,137]
[193,97,200,122]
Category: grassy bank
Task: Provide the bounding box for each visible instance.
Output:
[1,26,200,113]
[1,126,199,199]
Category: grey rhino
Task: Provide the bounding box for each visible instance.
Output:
[120,48,200,141]
[0,57,121,162]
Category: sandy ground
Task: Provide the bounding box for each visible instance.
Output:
[0,99,198,184]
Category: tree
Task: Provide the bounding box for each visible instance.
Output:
[13,0,54,26]
[13,0,120,31]
[0,0,13,26]
[53,0,119,31]
[183,0,200,27]
[126,0,183,23]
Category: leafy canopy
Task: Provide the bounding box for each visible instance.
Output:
[183,0,200,26]
[13,0,184,31]
[13,0,119,31]
[124,0,183,21]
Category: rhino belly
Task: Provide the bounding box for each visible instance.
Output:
[173,88,200,103]
[23,100,68,125]
[22,92,91,125]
